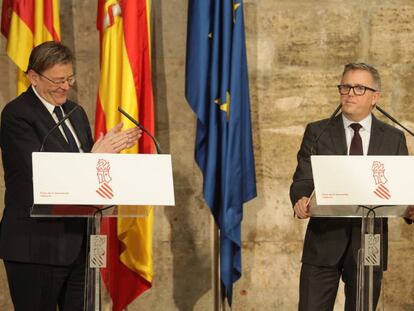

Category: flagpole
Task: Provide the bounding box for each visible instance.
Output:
[213,220,220,311]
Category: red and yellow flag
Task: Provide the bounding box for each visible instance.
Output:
[1,0,60,95]
[96,1,154,310]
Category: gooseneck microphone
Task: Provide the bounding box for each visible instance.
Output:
[39,105,80,152]
[117,106,163,154]
[310,103,342,155]
[375,105,414,137]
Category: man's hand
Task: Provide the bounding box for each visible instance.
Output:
[92,122,142,153]
[293,196,311,219]
[404,205,414,221]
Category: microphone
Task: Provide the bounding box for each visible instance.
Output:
[310,103,342,155]
[117,106,163,154]
[39,105,80,152]
[375,105,414,137]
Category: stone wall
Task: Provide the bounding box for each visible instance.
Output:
[0,0,413,310]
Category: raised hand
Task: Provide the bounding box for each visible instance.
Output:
[92,122,142,153]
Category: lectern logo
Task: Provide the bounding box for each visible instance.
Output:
[372,161,390,199]
[96,159,114,199]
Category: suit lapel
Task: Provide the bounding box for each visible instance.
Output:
[367,114,384,155]
[28,88,71,152]
[65,104,89,151]
[328,114,347,155]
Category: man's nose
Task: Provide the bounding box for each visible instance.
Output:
[348,87,357,96]
[60,80,71,90]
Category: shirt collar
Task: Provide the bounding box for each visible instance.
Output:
[31,85,62,115]
[342,113,372,132]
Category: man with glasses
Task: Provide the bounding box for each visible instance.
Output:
[0,41,141,310]
[290,63,412,311]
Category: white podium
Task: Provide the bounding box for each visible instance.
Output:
[310,155,411,311]
[31,152,175,310]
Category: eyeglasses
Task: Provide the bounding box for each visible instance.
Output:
[337,84,377,96]
[37,71,76,86]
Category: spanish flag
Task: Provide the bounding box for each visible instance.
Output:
[1,0,60,95]
[96,1,154,310]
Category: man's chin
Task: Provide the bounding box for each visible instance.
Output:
[341,108,353,116]
[341,110,357,121]
[54,96,68,105]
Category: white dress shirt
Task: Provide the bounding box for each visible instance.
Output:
[342,113,372,155]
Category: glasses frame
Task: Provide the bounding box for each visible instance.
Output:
[337,84,377,96]
[36,71,76,87]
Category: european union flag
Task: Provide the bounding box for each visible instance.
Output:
[185,0,257,305]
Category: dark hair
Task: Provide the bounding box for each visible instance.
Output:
[342,63,381,91]
[26,41,74,74]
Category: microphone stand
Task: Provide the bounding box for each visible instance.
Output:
[375,105,414,136]
[39,105,80,151]
[310,103,342,155]
[117,107,163,154]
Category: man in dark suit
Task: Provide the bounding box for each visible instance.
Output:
[290,63,413,311]
[0,42,141,310]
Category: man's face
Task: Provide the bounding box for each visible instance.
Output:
[339,69,380,122]
[27,63,74,106]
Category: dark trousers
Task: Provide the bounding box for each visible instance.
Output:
[299,240,382,311]
[4,247,86,311]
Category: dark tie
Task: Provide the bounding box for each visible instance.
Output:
[349,123,363,155]
[54,106,79,152]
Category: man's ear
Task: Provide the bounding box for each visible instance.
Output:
[26,69,39,86]
[372,91,381,107]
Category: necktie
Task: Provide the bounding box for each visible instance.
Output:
[349,123,363,155]
[54,106,79,152]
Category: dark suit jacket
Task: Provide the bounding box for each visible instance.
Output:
[290,113,408,269]
[0,87,94,266]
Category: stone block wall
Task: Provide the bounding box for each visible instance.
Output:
[0,0,413,310]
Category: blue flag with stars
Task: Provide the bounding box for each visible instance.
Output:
[185,0,257,305]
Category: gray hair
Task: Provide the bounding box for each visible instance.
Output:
[342,63,381,91]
